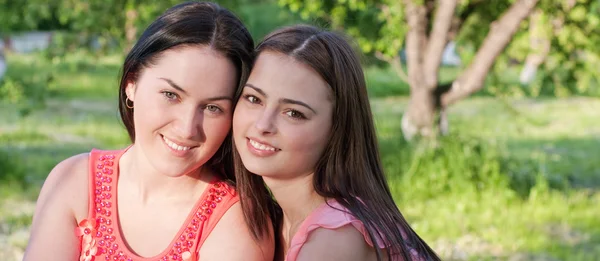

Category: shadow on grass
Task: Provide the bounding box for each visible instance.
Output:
[504,137,600,193]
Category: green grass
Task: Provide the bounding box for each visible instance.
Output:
[372,95,600,260]
[1,52,599,260]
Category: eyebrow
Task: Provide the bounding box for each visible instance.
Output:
[160,78,188,95]
[161,77,232,101]
[244,83,317,114]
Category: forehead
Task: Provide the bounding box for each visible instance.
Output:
[249,51,332,101]
[150,45,232,74]
[140,45,238,94]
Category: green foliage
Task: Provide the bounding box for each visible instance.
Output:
[390,135,510,199]
[383,133,570,201]
[0,149,27,189]
[0,0,249,50]
[278,0,404,55]
[281,0,600,99]
[0,69,54,117]
[0,1,62,32]
[496,0,600,97]
[236,1,306,41]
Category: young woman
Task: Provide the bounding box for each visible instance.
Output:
[233,25,440,261]
[24,2,273,261]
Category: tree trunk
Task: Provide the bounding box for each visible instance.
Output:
[401,0,456,140]
[125,8,138,53]
[400,0,540,140]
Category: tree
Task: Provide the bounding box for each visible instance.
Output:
[279,0,544,140]
[514,0,600,97]
[0,0,247,52]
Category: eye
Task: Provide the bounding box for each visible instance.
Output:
[244,95,261,104]
[162,91,179,101]
[285,109,306,120]
[206,104,223,113]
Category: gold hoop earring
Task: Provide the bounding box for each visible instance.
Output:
[125,97,134,109]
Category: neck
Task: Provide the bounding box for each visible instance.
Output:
[264,174,325,251]
[119,144,209,204]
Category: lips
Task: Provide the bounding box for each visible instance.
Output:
[248,138,277,151]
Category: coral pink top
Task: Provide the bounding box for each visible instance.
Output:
[285,200,421,261]
[76,148,238,261]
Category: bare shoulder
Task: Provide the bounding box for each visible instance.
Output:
[296,224,378,261]
[34,153,90,217]
[24,153,90,261]
[199,201,274,261]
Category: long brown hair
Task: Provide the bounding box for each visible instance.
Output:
[235,25,440,260]
[117,1,254,181]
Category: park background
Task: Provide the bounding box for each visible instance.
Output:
[0,0,598,260]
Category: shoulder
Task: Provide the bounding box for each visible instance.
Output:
[199,201,274,261]
[24,153,91,260]
[296,224,377,261]
[43,153,89,193]
[34,153,90,219]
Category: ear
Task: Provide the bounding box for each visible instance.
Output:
[125,80,136,102]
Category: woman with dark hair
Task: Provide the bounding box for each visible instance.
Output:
[233,24,440,261]
[24,2,273,261]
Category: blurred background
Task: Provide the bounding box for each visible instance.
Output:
[0,0,598,260]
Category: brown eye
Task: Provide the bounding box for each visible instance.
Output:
[286,110,306,120]
[245,95,260,104]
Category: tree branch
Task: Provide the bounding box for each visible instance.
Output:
[423,0,458,89]
[374,51,409,83]
[441,0,540,106]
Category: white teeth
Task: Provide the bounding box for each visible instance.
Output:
[162,136,191,151]
[249,139,276,151]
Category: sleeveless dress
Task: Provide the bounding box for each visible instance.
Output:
[76,148,238,261]
[285,200,422,261]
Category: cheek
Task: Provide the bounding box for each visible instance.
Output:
[284,123,328,153]
[232,106,251,133]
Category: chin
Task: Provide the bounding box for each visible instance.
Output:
[243,164,278,178]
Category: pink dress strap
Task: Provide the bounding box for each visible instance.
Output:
[77,148,239,261]
[285,200,387,261]
[285,200,423,261]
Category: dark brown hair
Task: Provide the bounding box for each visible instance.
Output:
[235,25,440,261]
[117,1,254,180]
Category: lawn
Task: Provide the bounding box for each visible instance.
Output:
[1,52,598,261]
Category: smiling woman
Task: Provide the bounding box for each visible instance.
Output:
[233,25,441,261]
[23,2,274,261]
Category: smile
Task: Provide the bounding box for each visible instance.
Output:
[248,138,278,151]
[162,136,192,151]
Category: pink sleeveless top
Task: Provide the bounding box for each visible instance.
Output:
[286,200,421,261]
[76,149,239,261]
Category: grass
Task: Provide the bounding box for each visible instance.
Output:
[372,95,600,260]
[1,52,599,260]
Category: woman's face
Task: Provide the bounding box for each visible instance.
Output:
[233,51,334,181]
[126,45,237,177]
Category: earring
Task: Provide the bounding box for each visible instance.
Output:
[125,97,134,109]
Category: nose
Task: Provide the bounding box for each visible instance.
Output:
[173,106,203,140]
[254,108,277,135]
